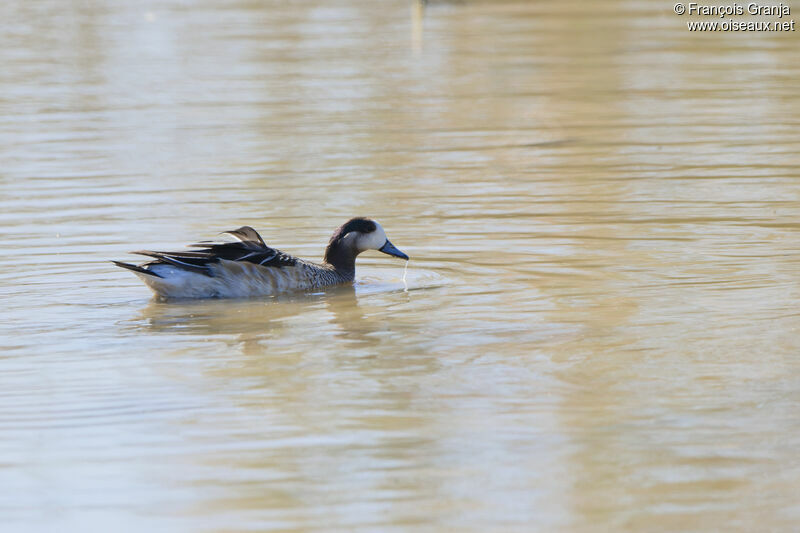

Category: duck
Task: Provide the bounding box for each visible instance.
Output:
[112,217,409,299]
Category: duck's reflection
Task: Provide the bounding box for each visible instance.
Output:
[133,284,388,353]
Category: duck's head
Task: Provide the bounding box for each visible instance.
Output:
[324,217,409,271]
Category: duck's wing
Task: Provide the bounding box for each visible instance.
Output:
[219,226,266,249]
[131,226,297,277]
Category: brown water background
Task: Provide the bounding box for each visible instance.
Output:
[2,1,800,531]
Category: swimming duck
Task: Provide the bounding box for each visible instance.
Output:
[113,217,409,299]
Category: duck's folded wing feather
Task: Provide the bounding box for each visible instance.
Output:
[220,226,267,249]
[133,226,297,277]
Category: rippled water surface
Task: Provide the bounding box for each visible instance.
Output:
[3,1,800,531]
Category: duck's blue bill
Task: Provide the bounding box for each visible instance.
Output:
[379,240,409,260]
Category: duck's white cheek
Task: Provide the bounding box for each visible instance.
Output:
[359,229,386,251]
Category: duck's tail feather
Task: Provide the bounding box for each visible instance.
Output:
[131,250,213,276]
[111,260,163,278]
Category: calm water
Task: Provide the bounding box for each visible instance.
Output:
[2,0,800,531]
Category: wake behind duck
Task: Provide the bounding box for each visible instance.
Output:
[113,217,408,299]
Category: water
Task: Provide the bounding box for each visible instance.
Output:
[2,0,800,531]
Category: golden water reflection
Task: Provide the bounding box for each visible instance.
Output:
[1,0,800,531]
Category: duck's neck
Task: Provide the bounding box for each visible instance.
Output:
[323,242,357,276]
